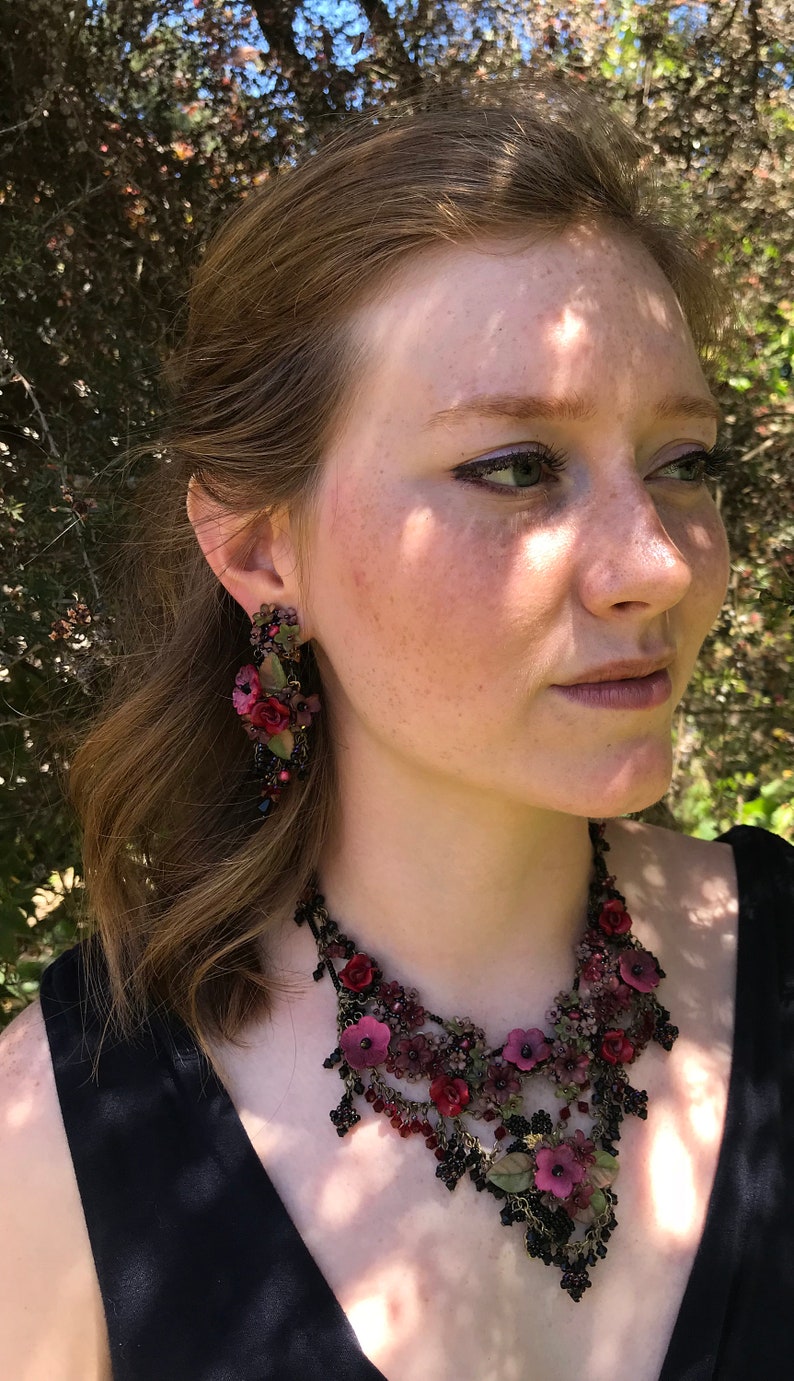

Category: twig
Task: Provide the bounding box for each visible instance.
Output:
[1,341,103,606]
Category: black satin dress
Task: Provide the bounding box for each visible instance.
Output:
[39,824,794,1380]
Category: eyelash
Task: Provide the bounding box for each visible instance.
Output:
[453,443,734,495]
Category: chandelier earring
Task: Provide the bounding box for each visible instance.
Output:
[232,603,321,815]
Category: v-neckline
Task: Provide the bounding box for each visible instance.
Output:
[164,825,753,1381]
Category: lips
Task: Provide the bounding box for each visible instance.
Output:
[554,653,675,687]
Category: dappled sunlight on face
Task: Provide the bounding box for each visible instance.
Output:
[306,224,731,826]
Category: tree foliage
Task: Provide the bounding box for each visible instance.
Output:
[1,0,792,1021]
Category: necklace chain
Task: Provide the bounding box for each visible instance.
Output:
[294,818,679,1302]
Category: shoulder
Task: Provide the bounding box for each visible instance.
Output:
[0,998,111,1380]
[604,816,739,922]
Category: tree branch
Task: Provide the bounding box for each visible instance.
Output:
[358,0,422,91]
[251,1,338,123]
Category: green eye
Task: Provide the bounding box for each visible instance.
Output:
[453,446,569,492]
[658,445,733,482]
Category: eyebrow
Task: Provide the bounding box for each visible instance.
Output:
[422,390,723,429]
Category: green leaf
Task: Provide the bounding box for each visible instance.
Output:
[266,729,294,760]
[589,1189,607,1218]
[274,624,300,649]
[485,1151,533,1194]
[258,653,287,691]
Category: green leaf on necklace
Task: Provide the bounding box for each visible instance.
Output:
[590,1150,619,1189]
[485,1151,533,1195]
[588,1189,608,1218]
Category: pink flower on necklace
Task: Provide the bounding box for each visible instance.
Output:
[429,1074,470,1118]
[619,949,661,992]
[600,1029,635,1065]
[232,664,262,715]
[534,1143,587,1199]
[597,898,632,936]
[502,1027,551,1071]
[339,953,376,992]
[340,1015,391,1070]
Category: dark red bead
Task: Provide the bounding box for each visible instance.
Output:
[425,1134,438,1149]
[409,1119,422,1134]
[434,1147,446,1161]
[421,1120,433,1136]
[364,1088,376,1104]
[372,1098,385,1113]
[400,1124,412,1138]
[577,1101,589,1114]
[494,1126,508,1140]
[560,1106,571,1121]
[483,1109,496,1122]
[390,1115,402,1129]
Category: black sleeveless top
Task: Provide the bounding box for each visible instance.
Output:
[39,824,794,1381]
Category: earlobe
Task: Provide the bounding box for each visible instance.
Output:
[185,476,295,621]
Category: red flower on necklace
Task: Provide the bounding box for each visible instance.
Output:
[388,1033,438,1079]
[619,949,661,992]
[483,1061,521,1105]
[600,1029,635,1065]
[552,1044,591,1085]
[597,898,633,936]
[429,1074,470,1117]
[339,953,376,992]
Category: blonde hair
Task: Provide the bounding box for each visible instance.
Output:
[66,73,728,1069]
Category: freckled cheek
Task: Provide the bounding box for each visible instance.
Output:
[680,508,731,622]
[315,496,519,699]
[673,505,729,643]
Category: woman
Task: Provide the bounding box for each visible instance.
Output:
[1,76,792,1381]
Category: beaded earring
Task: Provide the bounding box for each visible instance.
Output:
[232,603,321,815]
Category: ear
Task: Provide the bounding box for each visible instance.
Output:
[186,477,305,627]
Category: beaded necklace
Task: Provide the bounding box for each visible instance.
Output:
[294,818,678,1302]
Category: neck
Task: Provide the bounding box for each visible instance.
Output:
[300,740,603,1035]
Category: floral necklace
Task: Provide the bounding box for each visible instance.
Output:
[294,819,678,1302]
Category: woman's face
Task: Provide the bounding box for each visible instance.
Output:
[301,224,730,819]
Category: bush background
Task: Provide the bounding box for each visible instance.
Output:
[1,0,792,1025]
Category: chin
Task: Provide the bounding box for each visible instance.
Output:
[546,738,674,820]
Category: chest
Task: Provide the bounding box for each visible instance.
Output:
[216,997,732,1381]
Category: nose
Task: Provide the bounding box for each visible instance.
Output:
[575,474,693,619]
